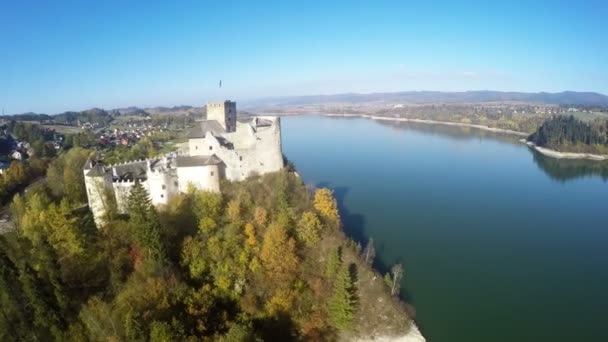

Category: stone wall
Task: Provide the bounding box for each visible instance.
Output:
[207,101,237,132]
[188,116,283,181]
[83,171,113,225]
[176,164,220,193]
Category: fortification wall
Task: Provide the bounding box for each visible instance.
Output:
[176,164,220,193]
[84,173,113,225]
[112,180,146,213]
[147,169,179,206]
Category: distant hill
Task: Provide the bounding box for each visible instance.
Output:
[243,91,608,108]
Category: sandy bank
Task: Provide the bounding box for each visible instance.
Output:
[349,322,426,342]
[524,141,608,161]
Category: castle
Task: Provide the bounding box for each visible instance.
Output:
[83,100,284,225]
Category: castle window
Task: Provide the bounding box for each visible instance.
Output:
[195,146,198,150]
[174,181,178,187]
[162,185,166,190]
[210,171,214,176]
[209,146,212,150]
[239,156,243,161]
[161,194,164,198]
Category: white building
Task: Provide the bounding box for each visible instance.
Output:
[11,151,23,160]
[83,100,284,226]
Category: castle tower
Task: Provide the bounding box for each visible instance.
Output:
[83,158,113,226]
[207,100,237,132]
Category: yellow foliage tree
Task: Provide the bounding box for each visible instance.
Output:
[296,211,322,247]
[260,224,298,288]
[227,199,241,223]
[265,289,294,315]
[313,188,339,221]
[244,223,257,247]
[253,206,268,228]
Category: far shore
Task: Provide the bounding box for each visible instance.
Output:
[315,113,608,162]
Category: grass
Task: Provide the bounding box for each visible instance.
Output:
[566,111,608,122]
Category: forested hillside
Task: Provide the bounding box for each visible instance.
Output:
[528,115,608,154]
[0,150,413,341]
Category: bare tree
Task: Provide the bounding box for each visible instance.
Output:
[390,263,404,296]
[362,238,375,265]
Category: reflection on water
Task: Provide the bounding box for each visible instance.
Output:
[282,115,608,342]
[531,150,608,182]
[374,119,521,144]
[374,118,608,182]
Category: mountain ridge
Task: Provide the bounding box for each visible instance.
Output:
[242,90,608,108]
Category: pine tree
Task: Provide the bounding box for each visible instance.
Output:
[128,181,166,265]
[327,266,355,330]
[326,247,341,279]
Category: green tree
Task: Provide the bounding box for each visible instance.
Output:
[327,266,356,330]
[128,181,166,265]
[326,247,341,279]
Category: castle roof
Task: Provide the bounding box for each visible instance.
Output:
[187,120,225,138]
[175,154,223,168]
[113,160,148,181]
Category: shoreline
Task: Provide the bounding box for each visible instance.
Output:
[318,113,608,161]
[321,113,529,137]
[523,141,608,161]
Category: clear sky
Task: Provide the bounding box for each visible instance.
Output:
[1,0,607,114]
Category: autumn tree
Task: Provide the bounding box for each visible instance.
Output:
[253,206,268,228]
[296,211,322,247]
[191,190,223,234]
[260,224,298,288]
[313,188,339,221]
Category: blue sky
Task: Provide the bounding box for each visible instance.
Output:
[1,0,607,113]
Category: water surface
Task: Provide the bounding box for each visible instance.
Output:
[281,115,608,342]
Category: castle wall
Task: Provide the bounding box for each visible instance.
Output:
[84,101,283,227]
[176,164,220,193]
[84,172,113,225]
[147,169,179,206]
[190,117,283,181]
[112,180,152,213]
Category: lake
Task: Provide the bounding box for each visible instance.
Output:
[281,115,608,342]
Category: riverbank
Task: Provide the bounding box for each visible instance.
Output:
[524,141,608,161]
[322,113,608,161]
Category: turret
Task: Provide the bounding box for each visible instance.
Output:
[207,100,237,132]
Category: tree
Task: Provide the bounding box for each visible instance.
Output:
[313,188,339,221]
[244,223,257,247]
[227,199,241,223]
[327,266,355,330]
[253,206,268,228]
[390,263,404,296]
[128,181,166,265]
[296,211,322,247]
[362,238,375,265]
[260,224,298,288]
[326,247,341,279]
[191,190,222,234]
